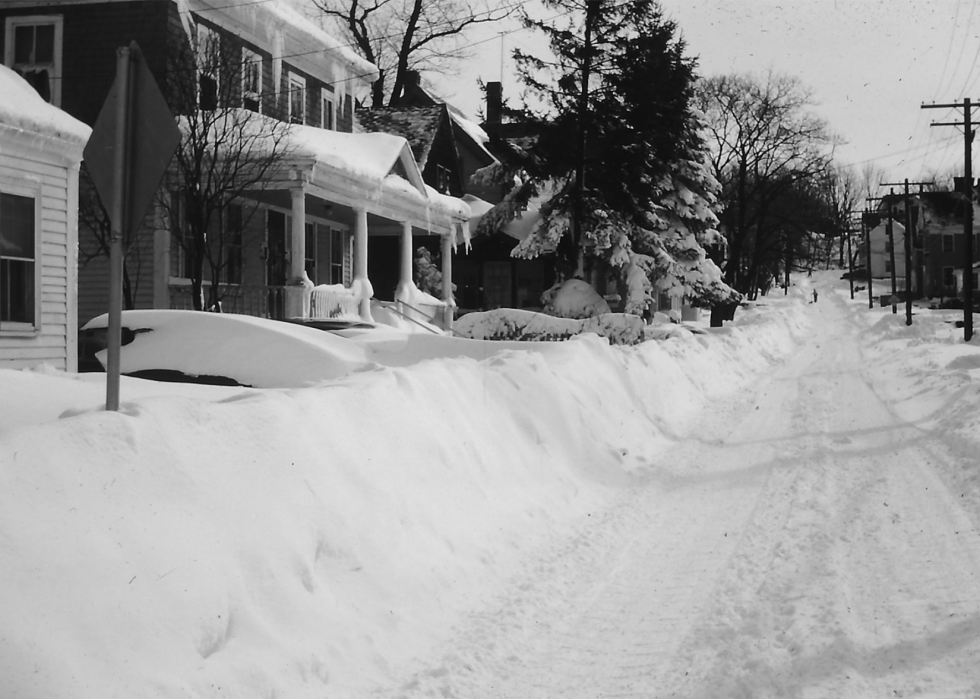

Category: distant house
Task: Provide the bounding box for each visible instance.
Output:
[0,64,89,370]
[0,0,469,332]
[355,75,536,311]
[866,218,908,287]
[876,190,980,299]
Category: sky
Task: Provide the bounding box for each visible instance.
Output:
[428,0,980,185]
[3,272,980,697]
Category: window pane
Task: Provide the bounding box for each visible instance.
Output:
[0,193,35,258]
[1,259,35,324]
[35,24,55,63]
[13,25,33,64]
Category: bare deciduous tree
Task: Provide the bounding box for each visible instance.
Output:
[163,22,293,311]
[695,72,839,307]
[312,0,517,107]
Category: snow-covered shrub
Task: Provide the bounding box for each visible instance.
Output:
[541,279,611,319]
[454,308,644,345]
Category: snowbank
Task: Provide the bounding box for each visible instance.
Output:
[1,289,817,698]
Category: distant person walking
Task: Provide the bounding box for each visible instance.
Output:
[812,289,818,303]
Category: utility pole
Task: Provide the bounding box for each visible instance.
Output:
[881,179,933,325]
[886,192,899,315]
[572,0,601,279]
[923,98,978,341]
[866,196,884,309]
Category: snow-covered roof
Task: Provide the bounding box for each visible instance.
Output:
[0,65,90,146]
[289,125,426,192]
[178,0,378,86]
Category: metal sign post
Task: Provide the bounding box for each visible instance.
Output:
[105,47,132,411]
[84,42,181,410]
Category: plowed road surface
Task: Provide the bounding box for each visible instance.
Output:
[387,289,980,699]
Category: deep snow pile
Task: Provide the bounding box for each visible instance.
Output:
[0,285,894,699]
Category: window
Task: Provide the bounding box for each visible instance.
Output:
[304,222,316,281]
[241,48,262,113]
[224,204,243,284]
[169,192,194,280]
[0,191,37,327]
[196,23,221,109]
[435,164,452,194]
[330,228,344,284]
[943,234,954,253]
[288,72,306,125]
[321,88,335,130]
[885,259,892,274]
[5,16,63,106]
[943,266,956,290]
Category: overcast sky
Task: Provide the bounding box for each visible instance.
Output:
[428,0,980,185]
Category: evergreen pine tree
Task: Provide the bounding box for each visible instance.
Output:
[480,0,739,314]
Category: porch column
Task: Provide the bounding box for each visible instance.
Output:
[395,220,414,307]
[441,230,454,330]
[152,201,171,310]
[352,207,374,322]
[285,186,311,319]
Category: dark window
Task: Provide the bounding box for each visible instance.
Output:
[197,25,220,110]
[304,222,316,282]
[0,192,36,325]
[330,228,344,284]
[224,204,243,284]
[943,234,954,253]
[289,74,306,125]
[943,267,956,289]
[10,20,58,103]
[242,49,262,113]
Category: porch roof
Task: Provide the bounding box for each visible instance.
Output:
[280,124,471,238]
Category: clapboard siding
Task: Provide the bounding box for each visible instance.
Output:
[0,134,78,370]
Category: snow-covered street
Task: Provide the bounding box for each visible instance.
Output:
[2,274,980,698]
[380,283,980,699]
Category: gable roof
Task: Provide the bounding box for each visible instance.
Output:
[357,105,445,171]
[288,125,428,197]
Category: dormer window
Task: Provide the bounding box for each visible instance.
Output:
[288,72,306,125]
[4,16,63,106]
[241,48,262,113]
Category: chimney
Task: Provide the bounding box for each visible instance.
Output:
[404,70,421,87]
[486,81,502,125]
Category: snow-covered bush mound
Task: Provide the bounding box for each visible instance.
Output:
[455,307,646,345]
[541,279,612,318]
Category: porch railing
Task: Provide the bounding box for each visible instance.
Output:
[169,283,363,323]
[170,284,287,319]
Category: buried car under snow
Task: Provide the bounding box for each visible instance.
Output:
[79,310,373,388]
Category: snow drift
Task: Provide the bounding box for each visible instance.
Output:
[3,293,808,698]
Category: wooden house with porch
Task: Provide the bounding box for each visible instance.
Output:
[1,0,469,336]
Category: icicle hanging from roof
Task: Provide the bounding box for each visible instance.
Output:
[175,0,194,41]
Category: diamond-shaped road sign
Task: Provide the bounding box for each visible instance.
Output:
[84,42,181,238]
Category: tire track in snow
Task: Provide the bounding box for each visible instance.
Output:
[662,291,980,699]
[377,290,980,699]
[377,319,817,699]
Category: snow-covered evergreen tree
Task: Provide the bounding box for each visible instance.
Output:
[480,0,739,314]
